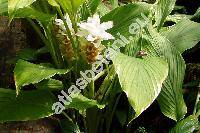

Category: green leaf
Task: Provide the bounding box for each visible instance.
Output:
[155,0,176,29]
[71,0,86,11]
[60,118,80,133]
[8,0,37,18]
[88,0,101,14]
[14,59,70,94]
[162,19,200,54]
[80,0,101,20]
[115,110,127,126]
[101,3,150,38]
[110,50,168,119]
[169,115,199,133]
[0,88,56,122]
[0,0,8,15]
[35,78,63,91]
[145,26,187,121]
[11,6,55,26]
[56,0,71,12]
[8,47,49,64]
[124,35,142,57]
[54,0,86,13]
[110,0,118,9]
[166,14,190,23]
[17,48,38,61]
[7,0,55,26]
[66,94,105,110]
[96,2,111,17]
[192,7,200,21]
[47,0,59,7]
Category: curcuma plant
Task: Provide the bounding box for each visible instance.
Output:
[0,0,200,132]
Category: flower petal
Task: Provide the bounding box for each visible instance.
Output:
[64,14,73,31]
[77,14,114,41]
[55,19,64,26]
[100,32,115,40]
[100,21,113,30]
[87,14,100,25]
[86,35,96,42]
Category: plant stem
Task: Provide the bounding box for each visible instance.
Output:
[193,86,200,115]
[45,26,64,68]
[28,19,62,68]
[102,75,116,103]
[27,19,49,46]
[56,7,75,50]
[89,80,95,98]
[106,93,122,133]
[40,0,50,13]
[56,8,79,78]
[62,112,72,121]
[94,69,106,81]
[106,64,111,80]
[28,19,70,89]
[70,13,80,79]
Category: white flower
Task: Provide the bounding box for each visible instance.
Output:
[77,14,114,46]
[55,14,74,34]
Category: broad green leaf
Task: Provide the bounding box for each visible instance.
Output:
[8,47,49,64]
[110,50,168,119]
[145,26,187,121]
[162,19,200,54]
[192,7,200,21]
[60,118,81,133]
[8,0,37,18]
[14,59,70,94]
[0,0,8,15]
[109,0,118,9]
[66,94,105,110]
[52,94,104,114]
[54,0,86,13]
[11,6,55,26]
[115,110,127,126]
[169,115,199,133]
[17,48,38,61]
[155,0,176,29]
[72,0,86,11]
[80,0,101,20]
[173,5,185,11]
[47,0,59,7]
[89,0,101,14]
[101,3,150,38]
[0,88,56,122]
[96,2,111,17]
[166,14,190,23]
[56,0,71,12]
[8,0,54,26]
[35,78,63,91]
[124,35,142,57]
